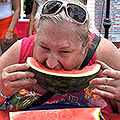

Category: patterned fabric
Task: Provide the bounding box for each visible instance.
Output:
[7,86,107,110]
[7,86,42,110]
[6,34,113,113]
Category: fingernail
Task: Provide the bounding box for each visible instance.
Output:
[89,79,95,84]
[32,79,37,84]
[92,89,97,93]
[30,72,34,77]
[103,70,109,76]
[24,63,29,68]
[103,70,108,74]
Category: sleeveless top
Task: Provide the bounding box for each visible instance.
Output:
[6,34,113,113]
[0,0,13,19]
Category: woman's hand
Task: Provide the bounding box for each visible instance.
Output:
[0,63,37,96]
[89,60,120,100]
[4,31,13,44]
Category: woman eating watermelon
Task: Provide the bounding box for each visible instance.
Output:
[0,0,120,114]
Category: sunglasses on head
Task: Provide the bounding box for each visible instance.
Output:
[41,0,88,25]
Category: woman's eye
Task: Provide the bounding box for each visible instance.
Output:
[41,46,50,50]
[59,51,70,54]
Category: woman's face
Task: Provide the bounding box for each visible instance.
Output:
[33,20,86,70]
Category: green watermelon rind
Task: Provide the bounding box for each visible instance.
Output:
[26,57,101,77]
[29,67,100,94]
[95,108,101,120]
[26,57,101,94]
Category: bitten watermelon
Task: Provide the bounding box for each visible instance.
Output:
[27,57,101,94]
[9,108,102,120]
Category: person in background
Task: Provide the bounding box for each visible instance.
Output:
[28,0,48,36]
[25,0,34,19]
[1,0,120,114]
[0,0,21,55]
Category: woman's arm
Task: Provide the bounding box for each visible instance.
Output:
[96,37,120,70]
[0,40,37,106]
[4,0,21,44]
[90,40,120,113]
[0,40,21,106]
[28,0,39,36]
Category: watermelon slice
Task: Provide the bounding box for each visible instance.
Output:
[27,57,101,94]
[9,108,103,120]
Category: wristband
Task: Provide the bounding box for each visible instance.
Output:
[114,99,120,102]
[0,92,12,99]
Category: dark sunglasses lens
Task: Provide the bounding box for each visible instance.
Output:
[42,1,62,14]
[67,4,86,23]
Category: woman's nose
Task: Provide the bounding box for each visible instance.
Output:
[46,53,59,69]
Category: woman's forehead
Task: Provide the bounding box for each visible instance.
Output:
[39,19,76,33]
[38,22,78,41]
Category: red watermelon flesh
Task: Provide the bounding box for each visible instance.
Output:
[0,110,10,120]
[9,108,102,120]
[27,57,101,77]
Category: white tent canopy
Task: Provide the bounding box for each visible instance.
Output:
[20,0,24,19]
[20,0,29,21]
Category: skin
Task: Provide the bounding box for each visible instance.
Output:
[0,19,120,112]
[0,0,21,53]
[33,20,86,70]
[89,60,120,113]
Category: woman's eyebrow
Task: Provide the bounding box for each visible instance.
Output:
[38,40,49,47]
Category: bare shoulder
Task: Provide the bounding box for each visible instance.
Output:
[95,37,120,70]
[0,40,22,69]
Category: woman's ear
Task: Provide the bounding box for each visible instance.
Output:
[81,31,92,56]
[82,45,88,55]
[82,47,86,54]
[82,40,91,55]
[81,43,90,63]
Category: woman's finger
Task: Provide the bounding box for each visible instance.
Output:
[95,60,111,70]
[95,60,120,79]
[1,78,37,96]
[11,78,37,88]
[3,63,29,73]
[103,69,120,79]
[3,71,34,82]
[89,77,115,86]
[91,89,116,99]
